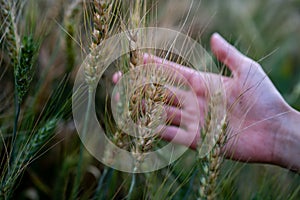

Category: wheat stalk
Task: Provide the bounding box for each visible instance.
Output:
[71,1,113,199]
[1,0,38,183]
[125,1,148,199]
[9,34,38,171]
[0,0,20,153]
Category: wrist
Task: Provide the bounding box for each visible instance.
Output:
[272,106,300,172]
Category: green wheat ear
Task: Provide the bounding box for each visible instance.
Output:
[15,35,37,104]
[11,118,59,172]
[18,118,59,164]
[1,118,59,199]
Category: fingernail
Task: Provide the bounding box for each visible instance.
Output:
[143,53,149,64]
[212,32,226,43]
[112,71,122,83]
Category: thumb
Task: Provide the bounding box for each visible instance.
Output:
[210,33,248,76]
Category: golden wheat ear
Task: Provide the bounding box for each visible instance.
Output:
[71,1,115,199]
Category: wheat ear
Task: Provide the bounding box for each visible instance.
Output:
[197,92,227,200]
[15,35,37,104]
[71,1,112,199]
[1,118,58,199]
[0,0,20,65]
[198,116,227,200]
[125,1,144,199]
[1,0,38,170]
[0,0,20,150]
[84,0,111,87]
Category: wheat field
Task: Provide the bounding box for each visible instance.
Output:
[0,0,300,199]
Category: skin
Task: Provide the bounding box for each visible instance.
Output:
[113,33,300,172]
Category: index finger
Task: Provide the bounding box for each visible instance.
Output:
[143,53,201,83]
[143,53,228,96]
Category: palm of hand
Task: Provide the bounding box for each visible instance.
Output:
[150,33,291,163]
[222,59,290,162]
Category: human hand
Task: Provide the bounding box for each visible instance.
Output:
[113,33,300,171]
[142,33,296,166]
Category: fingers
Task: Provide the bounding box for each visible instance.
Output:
[143,53,230,96]
[143,53,196,77]
[112,71,122,84]
[113,54,212,98]
[113,56,198,87]
[164,105,182,126]
[143,53,202,84]
[164,85,190,107]
[210,33,252,76]
[160,126,198,149]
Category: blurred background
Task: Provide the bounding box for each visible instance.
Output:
[158,0,300,109]
[1,0,300,199]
